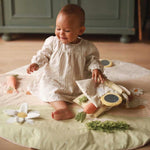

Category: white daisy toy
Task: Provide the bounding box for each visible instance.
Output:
[131,88,144,96]
[3,103,40,124]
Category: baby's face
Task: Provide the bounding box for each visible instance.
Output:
[55,13,85,44]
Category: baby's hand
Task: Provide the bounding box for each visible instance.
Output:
[92,69,105,85]
[27,63,39,74]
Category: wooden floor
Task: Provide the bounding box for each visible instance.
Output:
[0,32,150,150]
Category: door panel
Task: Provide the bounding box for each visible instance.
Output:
[69,0,134,28]
[3,0,62,26]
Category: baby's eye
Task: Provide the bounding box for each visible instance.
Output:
[56,28,61,31]
[65,30,70,32]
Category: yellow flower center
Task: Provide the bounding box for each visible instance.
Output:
[17,112,27,118]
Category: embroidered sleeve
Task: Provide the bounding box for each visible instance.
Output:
[86,43,103,72]
[31,36,53,67]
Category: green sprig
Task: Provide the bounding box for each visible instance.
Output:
[79,96,88,105]
[86,120,130,133]
[75,111,86,122]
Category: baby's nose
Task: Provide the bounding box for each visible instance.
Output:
[60,30,65,35]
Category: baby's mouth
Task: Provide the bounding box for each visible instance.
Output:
[60,37,67,40]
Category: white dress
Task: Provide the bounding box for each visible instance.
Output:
[28,36,103,103]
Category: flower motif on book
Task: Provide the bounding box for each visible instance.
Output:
[131,88,144,96]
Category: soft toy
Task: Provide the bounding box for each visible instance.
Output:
[6,75,18,93]
[74,79,131,121]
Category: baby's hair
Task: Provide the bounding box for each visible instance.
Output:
[59,4,85,26]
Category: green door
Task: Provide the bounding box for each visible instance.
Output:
[69,0,135,34]
[3,0,65,32]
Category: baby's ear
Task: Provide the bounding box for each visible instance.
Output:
[79,26,85,35]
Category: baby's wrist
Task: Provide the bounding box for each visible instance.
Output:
[92,69,102,73]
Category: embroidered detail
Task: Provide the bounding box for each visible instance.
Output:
[131,88,144,96]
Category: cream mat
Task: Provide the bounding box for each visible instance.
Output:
[0,60,150,150]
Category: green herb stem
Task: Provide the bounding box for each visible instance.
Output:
[86,120,130,133]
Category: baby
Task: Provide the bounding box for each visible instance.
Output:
[27,4,105,120]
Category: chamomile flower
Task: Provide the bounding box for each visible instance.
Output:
[131,88,144,96]
[3,103,40,124]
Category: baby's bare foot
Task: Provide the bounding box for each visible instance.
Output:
[51,108,75,120]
